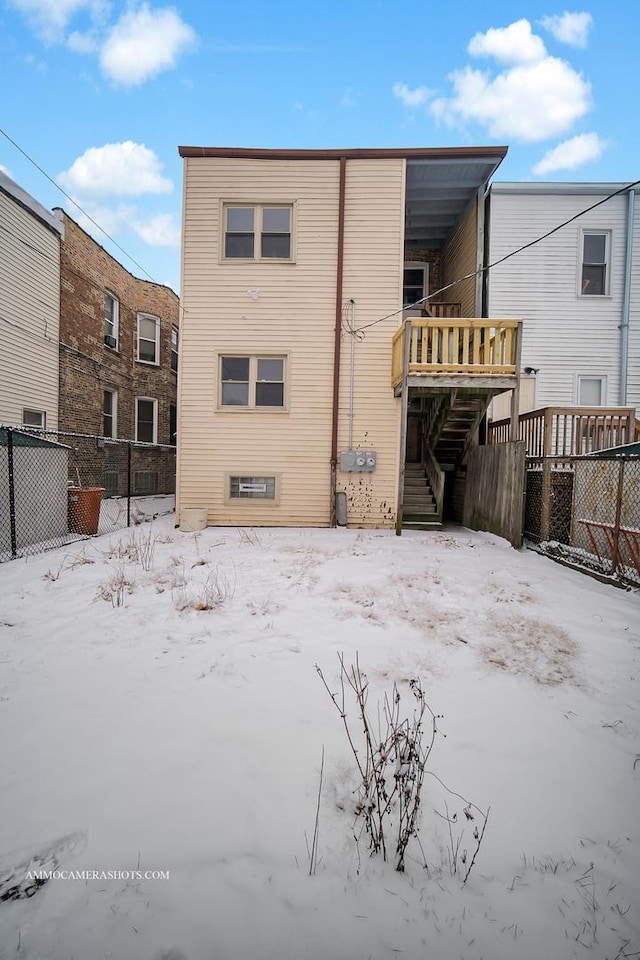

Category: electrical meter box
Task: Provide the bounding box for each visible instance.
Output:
[339,450,377,473]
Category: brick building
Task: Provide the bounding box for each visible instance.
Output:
[58,212,179,495]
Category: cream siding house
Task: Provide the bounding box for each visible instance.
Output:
[0,171,63,430]
[178,146,519,530]
[486,182,640,420]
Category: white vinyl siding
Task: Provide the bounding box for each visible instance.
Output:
[178,156,404,527]
[487,186,640,410]
[0,179,61,429]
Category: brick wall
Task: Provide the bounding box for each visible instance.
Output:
[405,249,443,299]
[58,214,179,492]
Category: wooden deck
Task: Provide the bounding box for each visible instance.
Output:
[489,406,636,456]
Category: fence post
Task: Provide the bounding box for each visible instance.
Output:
[540,409,553,542]
[612,459,625,576]
[7,428,17,559]
[127,441,132,528]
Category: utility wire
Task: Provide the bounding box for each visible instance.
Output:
[353,178,640,334]
[0,125,158,283]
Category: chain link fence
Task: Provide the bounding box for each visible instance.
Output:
[524,455,640,587]
[1,425,176,562]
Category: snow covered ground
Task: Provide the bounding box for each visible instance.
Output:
[0,519,638,960]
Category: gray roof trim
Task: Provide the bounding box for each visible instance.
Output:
[0,171,64,237]
[491,181,640,196]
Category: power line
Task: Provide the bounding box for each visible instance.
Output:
[353,178,640,334]
[0,125,158,283]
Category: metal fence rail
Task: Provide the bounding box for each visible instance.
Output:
[1,425,176,562]
[524,455,640,587]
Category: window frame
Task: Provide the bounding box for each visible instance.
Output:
[224,472,281,506]
[136,313,160,365]
[22,409,46,430]
[579,230,611,297]
[102,388,118,439]
[104,291,119,350]
[576,374,607,407]
[170,326,179,373]
[218,353,288,412]
[221,202,295,263]
[169,403,177,446]
[135,397,158,444]
[403,261,429,308]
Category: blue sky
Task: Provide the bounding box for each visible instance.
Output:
[1,1,637,292]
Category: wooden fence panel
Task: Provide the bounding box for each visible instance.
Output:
[463,441,526,547]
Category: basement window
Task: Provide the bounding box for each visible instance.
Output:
[228,475,278,501]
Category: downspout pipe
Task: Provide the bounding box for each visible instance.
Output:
[619,187,635,405]
[330,157,347,526]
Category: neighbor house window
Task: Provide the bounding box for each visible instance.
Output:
[137,314,160,364]
[104,292,119,349]
[580,232,610,296]
[169,403,177,445]
[22,409,46,430]
[103,388,117,438]
[577,375,606,406]
[135,397,157,443]
[403,262,429,307]
[223,205,292,260]
[170,326,179,372]
[219,356,286,409]
[228,474,278,501]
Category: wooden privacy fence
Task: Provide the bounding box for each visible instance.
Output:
[463,441,526,547]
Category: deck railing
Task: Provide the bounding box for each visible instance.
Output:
[489,406,636,456]
[392,319,521,388]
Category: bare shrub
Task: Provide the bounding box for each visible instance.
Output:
[96,564,135,607]
[173,563,236,613]
[316,653,437,873]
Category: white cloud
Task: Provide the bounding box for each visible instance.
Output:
[58,142,173,198]
[392,82,432,107]
[540,11,593,48]
[100,3,196,86]
[430,19,591,142]
[67,29,99,53]
[8,0,109,42]
[132,212,181,249]
[468,19,547,64]
[533,132,606,175]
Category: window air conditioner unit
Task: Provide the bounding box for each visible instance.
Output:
[104,335,117,348]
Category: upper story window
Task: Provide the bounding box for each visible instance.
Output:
[104,292,119,349]
[224,205,292,260]
[403,262,429,307]
[171,326,179,372]
[220,355,286,409]
[137,314,160,364]
[580,232,610,296]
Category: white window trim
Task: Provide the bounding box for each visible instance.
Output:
[135,397,158,444]
[103,388,118,439]
[217,353,289,412]
[578,230,611,298]
[22,409,46,430]
[575,374,607,406]
[224,472,281,505]
[170,326,179,373]
[403,261,429,311]
[104,292,119,350]
[221,201,296,263]
[136,314,160,365]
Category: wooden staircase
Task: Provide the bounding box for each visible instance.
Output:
[432,395,490,471]
[403,464,441,528]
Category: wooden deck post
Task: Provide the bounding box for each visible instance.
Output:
[540,407,553,542]
[395,320,412,536]
[509,322,523,442]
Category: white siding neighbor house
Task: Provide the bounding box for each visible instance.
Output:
[0,171,63,431]
[486,182,640,420]
[177,145,523,531]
